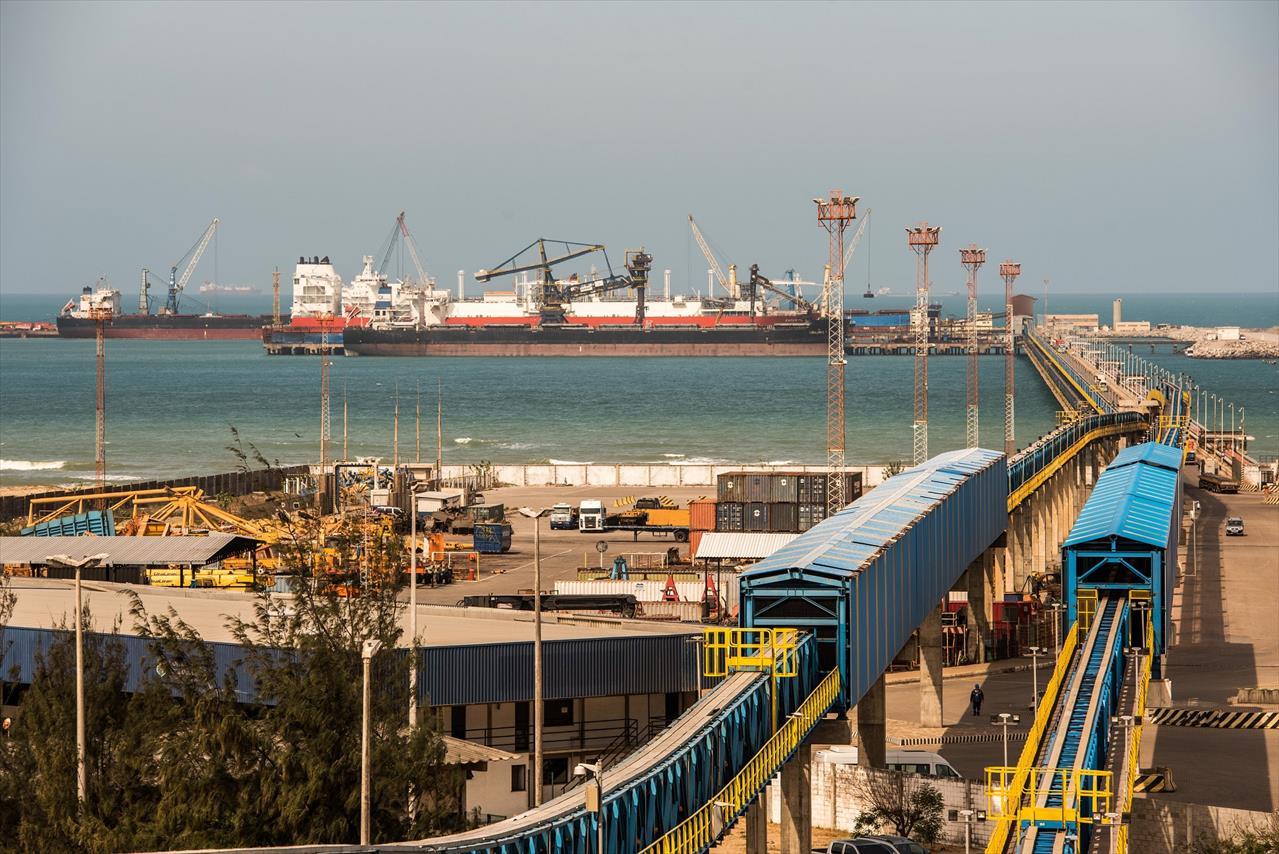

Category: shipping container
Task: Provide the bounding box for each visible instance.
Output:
[472,522,513,554]
[688,529,704,559]
[740,475,767,503]
[744,502,770,532]
[770,475,799,504]
[717,475,745,502]
[645,508,690,528]
[768,502,799,533]
[716,502,744,532]
[554,576,741,612]
[689,499,717,532]
[797,503,826,531]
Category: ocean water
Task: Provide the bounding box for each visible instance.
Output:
[3,290,1277,328]
[1,334,1275,488]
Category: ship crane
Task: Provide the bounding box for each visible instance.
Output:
[165,218,219,315]
[688,214,736,298]
[476,238,617,324]
[748,265,818,317]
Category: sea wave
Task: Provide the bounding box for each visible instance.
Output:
[548,459,594,465]
[0,459,66,471]
[453,437,536,450]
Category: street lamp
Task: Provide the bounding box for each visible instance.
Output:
[1026,646,1045,714]
[408,484,429,731]
[575,762,605,854]
[951,808,987,854]
[361,638,382,845]
[1049,603,1067,656]
[45,552,108,813]
[519,506,552,808]
[991,712,1020,769]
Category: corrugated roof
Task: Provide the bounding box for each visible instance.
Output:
[0,534,260,566]
[1105,442,1183,473]
[441,736,519,766]
[695,532,800,560]
[743,448,1005,581]
[1065,447,1179,549]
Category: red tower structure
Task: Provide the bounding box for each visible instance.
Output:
[89,306,113,489]
[906,223,941,465]
[999,261,1022,455]
[815,191,859,517]
[960,245,987,449]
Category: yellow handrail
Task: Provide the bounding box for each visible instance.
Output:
[1027,331,1106,415]
[638,668,842,854]
[1115,617,1154,854]
[985,623,1080,852]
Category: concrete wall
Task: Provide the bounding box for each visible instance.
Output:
[465,757,526,822]
[766,755,994,848]
[1128,798,1277,853]
[440,463,886,489]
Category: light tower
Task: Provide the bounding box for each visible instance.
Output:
[815,191,859,518]
[960,245,987,448]
[999,261,1021,455]
[906,223,941,465]
[89,305,113,489]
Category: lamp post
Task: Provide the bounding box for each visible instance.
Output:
[1026,646,1045,714]
[361,638,382,845]
[519,506,552,807]
[953,808,986,854]
[408,485,426,731]
[1050,603,1067,656]
[46,552,108,813]
[991,712,1020,769]
[575,762,604,853]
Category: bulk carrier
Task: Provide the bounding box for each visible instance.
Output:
[340,239,828,357]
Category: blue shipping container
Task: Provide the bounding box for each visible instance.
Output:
[472,522,513,554]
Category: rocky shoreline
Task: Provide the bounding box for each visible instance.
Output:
[1092,326,1279,359]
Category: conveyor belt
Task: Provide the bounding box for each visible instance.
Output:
[387,671,765,852]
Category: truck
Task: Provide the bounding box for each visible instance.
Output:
[549,502,578,530]
[1198,472,1239,494]
[578,499,690,542]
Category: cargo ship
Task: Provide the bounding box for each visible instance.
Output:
[56,283,275,340]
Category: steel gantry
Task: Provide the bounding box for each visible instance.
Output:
[999,261,1021,456]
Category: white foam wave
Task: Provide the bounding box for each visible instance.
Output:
[454,437,473,445]
[671,456,731,466]
[661,453,686,459]
[548,459,593,465]
[0,459,66,471]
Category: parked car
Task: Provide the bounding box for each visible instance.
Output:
[1225,516,1245,536]
[818,746,961,778]
[816,836,926,854]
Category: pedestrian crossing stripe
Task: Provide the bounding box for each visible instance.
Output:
[897,731,1030,746]
[1146,708,1279,729]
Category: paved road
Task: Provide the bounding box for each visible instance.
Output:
[1142,478,1279,811]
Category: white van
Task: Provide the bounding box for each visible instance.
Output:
[817,746,961,779]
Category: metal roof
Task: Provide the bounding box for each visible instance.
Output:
[695,532,799,560]
[1065,447,1179,549]
[744,448,1005,582]
[1105,442,1183,473]
[0,534,260,566]
[441,736,519,766]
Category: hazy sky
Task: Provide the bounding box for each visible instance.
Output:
[2,0,1276,301]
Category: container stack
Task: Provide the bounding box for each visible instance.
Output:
[688,498,716,558]
[714,471,863,533]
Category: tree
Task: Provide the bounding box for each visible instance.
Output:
[851,768,945,843]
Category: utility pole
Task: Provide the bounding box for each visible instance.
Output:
[393,384,400,470]
[999,261,1021,456]
[272,267,281,326]
[961,245,987,449]
[415,382,422,463]
[907,223,941,465]
[319,314,332,472]
[343,382,349,461]
[815,191,859,518]
[435,380,443,489]
[89,306,112,489]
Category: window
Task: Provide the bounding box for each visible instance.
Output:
[511,764,527,792]
[450,705,467,739]
[543,757,569,785]
[545,699,574,728]
[934,764,959,778]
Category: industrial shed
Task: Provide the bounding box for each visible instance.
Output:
[0,534,262,584]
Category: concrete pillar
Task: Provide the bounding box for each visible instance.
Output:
[967,553,993,662]
[858,674,887,769]
[745,796,767,854]
[920,602,944,727]
[779,746,811,854]
[1031,497,1047,577]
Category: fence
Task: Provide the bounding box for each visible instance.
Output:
[0,465,311,522]
[438,462,884,489]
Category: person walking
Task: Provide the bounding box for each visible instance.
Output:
[970,684,984,717]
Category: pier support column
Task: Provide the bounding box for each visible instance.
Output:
[858,674,887,769]
[1008,506,1028,593]
[745,796,767,854]
[779,746,811,854]
[920,602,945,727]
[968,551,994,662]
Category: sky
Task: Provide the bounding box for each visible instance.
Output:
[1,0,1276,302]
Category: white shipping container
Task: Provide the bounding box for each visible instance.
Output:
[555,577,740,613]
